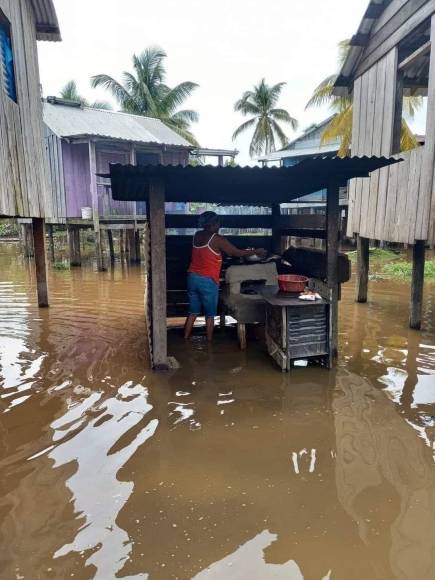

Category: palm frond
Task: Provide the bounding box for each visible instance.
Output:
[60,80,83,103]
[160,81,199,114]
[91,100,112,110]
[403,95,423,120]
[400,119,418,151]
[171,109,199,124]
[232,117,257,141]
[271,119,289,149]
[305,75,338,109]
[91,74,132,107]
[270,108,298,130]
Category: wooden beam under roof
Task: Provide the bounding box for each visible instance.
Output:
[399,40,431,70]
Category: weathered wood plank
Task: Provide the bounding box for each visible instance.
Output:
[32,218,48,306]
[409,240,425,329]
[326,182,340,367]
[89,141,105,271]
[355,235,369,303]
[149,179,168,369]
[347,75,362,237]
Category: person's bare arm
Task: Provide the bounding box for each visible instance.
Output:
[213,235,266,258]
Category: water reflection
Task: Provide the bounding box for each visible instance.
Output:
[0,243,435,579]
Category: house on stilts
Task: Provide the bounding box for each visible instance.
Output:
[334,0,435,329]
[0,0,61,306]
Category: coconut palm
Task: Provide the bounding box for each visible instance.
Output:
[232,79,298,157]
[306,40,421,156]
[59,80,112,110]
[91,46,199,145]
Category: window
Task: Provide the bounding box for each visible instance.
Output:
[0,10,17,102]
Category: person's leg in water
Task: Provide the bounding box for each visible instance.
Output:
[185,273,200,339]
[184,314,197,339]
[202,278,219,342]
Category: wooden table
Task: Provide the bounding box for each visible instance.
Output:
[260,286,330,371]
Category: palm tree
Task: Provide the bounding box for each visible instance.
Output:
[59,80,112,110]
[306,40,421,156]
[232,79,298,157]
[91,46,199,145]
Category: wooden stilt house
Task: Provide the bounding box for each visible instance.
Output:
[334,0,435,329]
[0,0,61,305]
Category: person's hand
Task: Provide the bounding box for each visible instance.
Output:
[255,248,267,258]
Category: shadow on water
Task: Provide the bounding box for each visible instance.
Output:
[0,242,435,579]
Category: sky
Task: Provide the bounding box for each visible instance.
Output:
[38,0,376,165]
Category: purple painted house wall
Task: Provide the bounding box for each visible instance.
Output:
[59,140,190,219]
[62,142,91,218]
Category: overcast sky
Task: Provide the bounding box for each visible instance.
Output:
[38,1,376,164]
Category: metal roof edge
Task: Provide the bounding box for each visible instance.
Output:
[31,0,62,42]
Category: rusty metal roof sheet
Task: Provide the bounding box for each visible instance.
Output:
[105,155,401,204]
[30,0,61,41]
[43,101,192,148]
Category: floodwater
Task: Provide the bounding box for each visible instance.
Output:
[1,243,435,580]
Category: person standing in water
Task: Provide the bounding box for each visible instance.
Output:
[184,211,266,341]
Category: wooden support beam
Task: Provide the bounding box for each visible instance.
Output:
[409,240,426,329]
[21,223,34,257]
[47,224,55,262]
[392,69,404,154]
[120,230,126,260]
[271,203,282,254]
[127,229,138,263]
[398,40,431,70]
[32,218,49,307]
[326,182,340,367]
[89,141,105,271]
[68,225,82,267]
[107,230,115,264]
[134,230,141,263]
[149,179,168,369]
[356,235,370,303]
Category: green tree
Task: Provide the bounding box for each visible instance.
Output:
[306,40,422,156]
[232,79,298,157]
[91,46,199,145]
[59,80,112,110]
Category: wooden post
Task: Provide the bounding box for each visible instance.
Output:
[356,235,370,303]
[271,203,281,254]
[326,182,340,367]
[47,224,55,262]
[120,229,126,261]
[149,179,168,369]
[32,218,49,307]
[409,240,425,330]
[134,230,141,263]
[89,140,105,271]
[107,230,115,264]
[21,223,34,257]
[392,69,404,155]
[127,229,137,263]
[218,155,224,167]
[68,225,82,267]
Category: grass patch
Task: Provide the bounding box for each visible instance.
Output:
[347,247,400,263]
[52,261,70,270]
[383,259,435,279]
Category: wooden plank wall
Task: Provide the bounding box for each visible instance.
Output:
[347,46,432,243]
[44,127,66,221]
[0,0,49,218]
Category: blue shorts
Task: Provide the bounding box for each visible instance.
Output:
[187,272,219,318]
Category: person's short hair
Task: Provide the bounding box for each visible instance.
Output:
[198,211,220,229]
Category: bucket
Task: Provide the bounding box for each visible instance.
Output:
[278,274,308,293]
[81,206,92,220]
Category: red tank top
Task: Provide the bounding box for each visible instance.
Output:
[188,233,222,284]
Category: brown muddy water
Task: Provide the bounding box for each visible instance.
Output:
[1,242,435,580]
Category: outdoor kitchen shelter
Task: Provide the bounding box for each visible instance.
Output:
[106,156,398,369]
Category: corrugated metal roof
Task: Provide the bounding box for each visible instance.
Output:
[30,0,61,41]
[43,101,192,148]
[258,144,338,162]
[106,155,401,204]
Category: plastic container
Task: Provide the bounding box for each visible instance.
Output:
[277,274,308,293]
[81,206,92,220]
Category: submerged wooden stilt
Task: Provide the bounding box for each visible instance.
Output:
[149,179,168,370]
[127,230,137,263]
[134,230,141,263]
[327,182,340,367]
[47,224,55,262]
[21,223,34,257]
[68,225,81,267]
[89,140,105,271]
[32,218,49,307]
[237,323,247,350]
[107,230,115,263]
[409,240,425,330]
[356,235,369,303]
